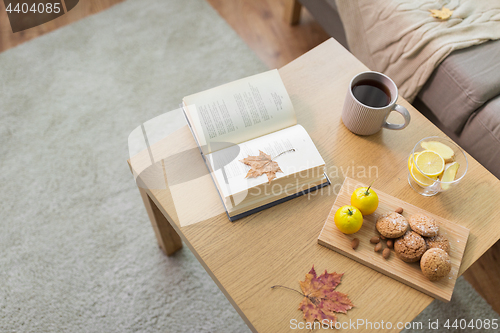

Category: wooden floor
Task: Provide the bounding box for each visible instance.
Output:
[462,243,500,313]
[0,0,125,52]
[1,0,498,315]
[205,0,329,68]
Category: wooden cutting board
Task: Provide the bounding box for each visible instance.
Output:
[318,177,470,302]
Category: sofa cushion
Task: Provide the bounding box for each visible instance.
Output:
[418,40,500,134]
[459,95,500,179]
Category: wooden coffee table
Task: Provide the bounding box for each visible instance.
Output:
[128,38,500,332]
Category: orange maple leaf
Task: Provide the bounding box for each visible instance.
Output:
[272,265,354,324]
[240,150,283,183]
[298,266,353,324]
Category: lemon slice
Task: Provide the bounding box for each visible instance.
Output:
[440,162,460,190]
[407,152,420,172]
[411,164,438,187]
[421,141,455,163]
[415,150,445,177]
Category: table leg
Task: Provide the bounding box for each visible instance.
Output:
[284,0,302,25]
[138,186,183,256]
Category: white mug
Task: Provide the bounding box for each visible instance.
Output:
[341,71,410,135]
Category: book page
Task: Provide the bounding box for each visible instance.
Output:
[206,125,325,199]
[183,69,296,154]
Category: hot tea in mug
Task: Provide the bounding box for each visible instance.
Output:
[341,71,411,136]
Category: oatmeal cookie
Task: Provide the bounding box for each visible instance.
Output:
[376,212,408,238]
[420,248,451,281]
[409,213,439,237]
[425,235,450,253]
[394,231,427,263]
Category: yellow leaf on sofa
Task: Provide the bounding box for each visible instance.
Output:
[430,7,453,20]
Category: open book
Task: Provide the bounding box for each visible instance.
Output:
[182,69,330,221]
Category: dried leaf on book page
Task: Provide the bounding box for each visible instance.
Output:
[240,150,283,183]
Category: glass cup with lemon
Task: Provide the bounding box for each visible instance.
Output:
[408,137,468,196]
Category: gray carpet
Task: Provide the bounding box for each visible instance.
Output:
[0,0,498,332]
